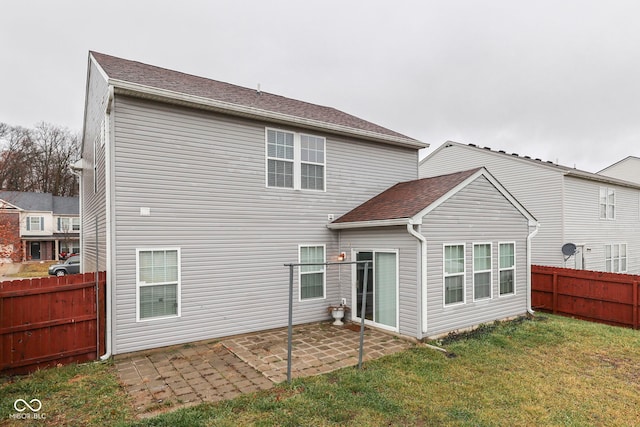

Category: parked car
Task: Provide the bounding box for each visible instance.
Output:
[48,255,81,276]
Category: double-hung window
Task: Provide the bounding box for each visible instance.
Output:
[473,243,492,300]
[499,243,515,295]
[26,216,44,231]
[57,217,80,232]
[605,243,627,272]
[599,187,615,219]
[266,129,325,191]
[137,248,180,321]
[444,244,465,305]
[299,245,325,300]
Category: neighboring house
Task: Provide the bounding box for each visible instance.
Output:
[420,141,640,274]
[0,191,80,262]
[78,52,427,355]
[328,168,537,338]
[598,156,640,184]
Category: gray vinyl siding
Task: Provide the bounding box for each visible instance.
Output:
[337,227,420,337]
[80,61,109,273]
[599,158,640,184]
[563,176,640,274]
[421,176,530,336]
[421,145,564,267]
[110,96,418,354]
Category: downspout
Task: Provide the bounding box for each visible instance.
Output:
[100,85,115,361]
[406,222,427,339]
[526,222,540,314]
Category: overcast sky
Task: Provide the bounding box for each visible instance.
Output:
[2,0,639,172]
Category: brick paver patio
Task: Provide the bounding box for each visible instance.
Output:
[115,322,413,417]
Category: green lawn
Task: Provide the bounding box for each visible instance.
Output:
[2,314,639,426]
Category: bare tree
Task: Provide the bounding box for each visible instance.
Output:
[0,122,79,196]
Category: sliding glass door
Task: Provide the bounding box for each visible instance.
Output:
[354,251,398,330]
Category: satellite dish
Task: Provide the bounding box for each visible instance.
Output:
[562,243,577,261]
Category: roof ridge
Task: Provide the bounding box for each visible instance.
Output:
[88,51,425,147]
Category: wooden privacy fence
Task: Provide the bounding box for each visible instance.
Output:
[0,272,106,375]
[531,265,640,329]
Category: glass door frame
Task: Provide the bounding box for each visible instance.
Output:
[350,248,400,332]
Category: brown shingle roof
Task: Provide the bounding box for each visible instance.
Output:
[90,52,424,146]
[333,168,482,224]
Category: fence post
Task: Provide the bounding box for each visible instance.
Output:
[552,273,558,314]
[633,280,638,330]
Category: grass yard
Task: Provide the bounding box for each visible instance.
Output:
[2,314,639,426]
[6,261,55,278]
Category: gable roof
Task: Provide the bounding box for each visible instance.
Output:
[598,155,640,173]
[88,52,426,150]
[422,141,640,190]
[0,191,79,215]
[328,168,536,229]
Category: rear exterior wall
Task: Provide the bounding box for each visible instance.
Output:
[422,176,531,336]
[110,95,419,354]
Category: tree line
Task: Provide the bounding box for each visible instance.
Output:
[0,122,79,197]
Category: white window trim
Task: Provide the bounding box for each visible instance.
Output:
[349,248,400,333]
[605,243,627,273]
[298,244,326,301]
[599,187,616,220]
[265,127,326,192]
[498,241,516,297]
[26,216,44,232]
[473,242,493,301]
[57,217,80,232]
[135,247,182,322]
[443,243,466,306]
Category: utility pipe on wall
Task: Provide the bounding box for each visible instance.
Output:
[406,222,427,339]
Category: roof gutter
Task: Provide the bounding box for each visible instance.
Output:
[327,218,411,230]
[110,80,427,150]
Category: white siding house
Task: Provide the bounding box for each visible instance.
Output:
[329,168,537,338]
[79,52,427,355]
[420,141,640,274]
[0,191,79,262]
[598,156,640,184]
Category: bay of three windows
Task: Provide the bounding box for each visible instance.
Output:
[444,243,515,305]
[266,129,325,191]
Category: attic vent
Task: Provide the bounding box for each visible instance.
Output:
[546,161,554,164]
[468,143,477,147]
[498,150,506,154]
[524,156,531,159]
[483,146,491,150]
[511,153,519,156]
[535,158,542,161]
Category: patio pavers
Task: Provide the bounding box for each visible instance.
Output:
[114,322,413,417]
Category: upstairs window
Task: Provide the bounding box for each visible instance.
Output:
[26,216,44,231]
[266,129,325,191]
[57,217,80,232]
[599,187,615,219]
[267,130,294,188]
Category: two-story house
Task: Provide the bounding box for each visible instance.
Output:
[78,53,540,355]
[598,156,640,185]
[420,141,640,274]
[0,191,80,262]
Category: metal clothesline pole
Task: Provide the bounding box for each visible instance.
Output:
[284,260,371,383]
